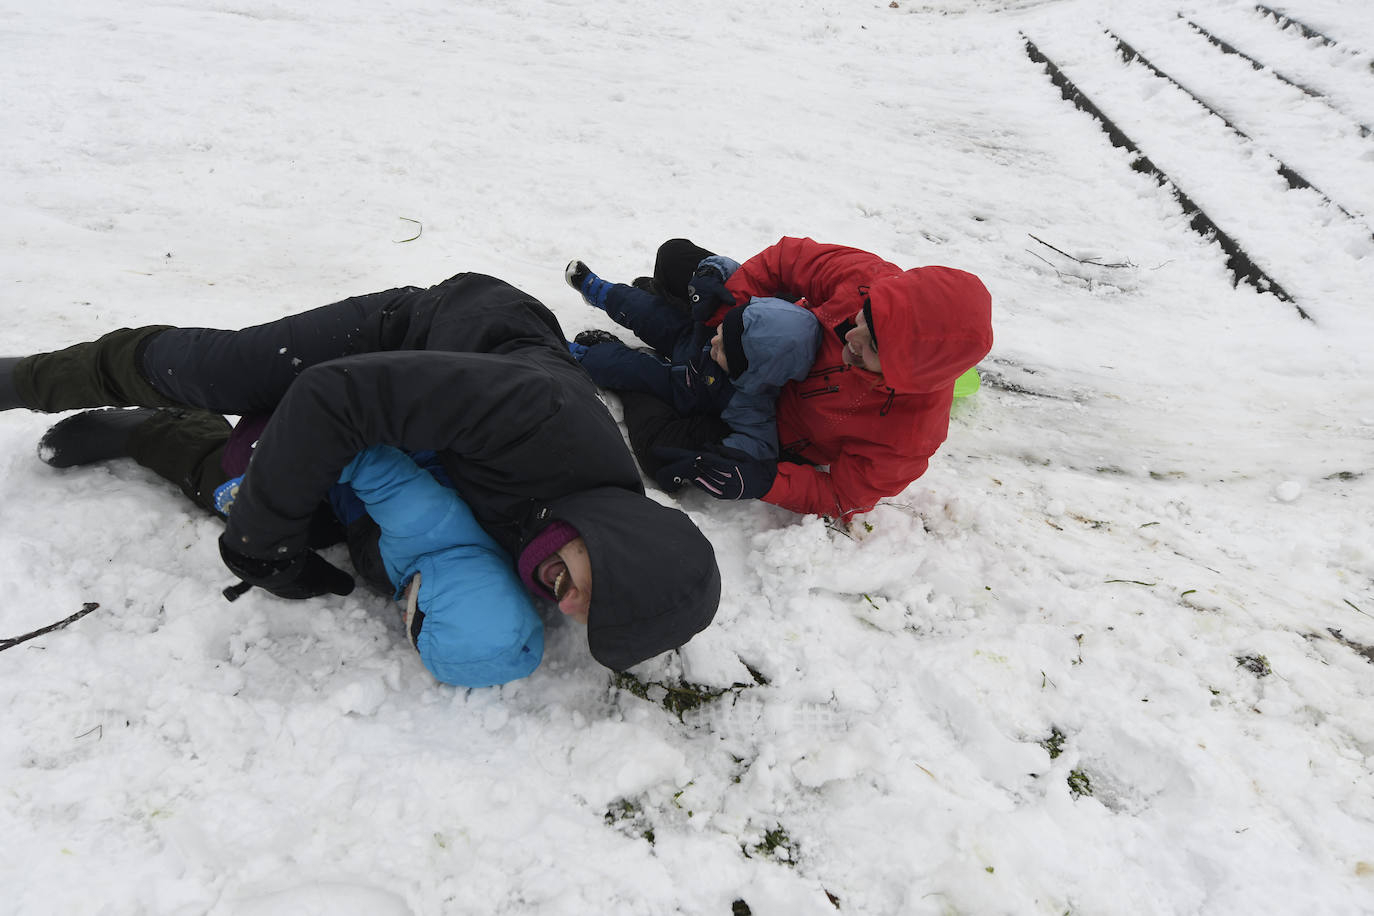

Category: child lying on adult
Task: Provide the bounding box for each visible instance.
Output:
[565,255,822,501]
[566,237,995,523]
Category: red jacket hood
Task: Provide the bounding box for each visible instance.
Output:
[868,266,993,394]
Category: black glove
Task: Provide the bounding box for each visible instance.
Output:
[687,265,732,323]
[652,446,700,493]
[651,446,777,500]
[219,538,355,600]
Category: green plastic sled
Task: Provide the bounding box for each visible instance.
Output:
[953,366,981,399]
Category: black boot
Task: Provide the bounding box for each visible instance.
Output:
[573,329,624,348]
[0,356,25,411]
[37,408,160,468]
[564,259,591,292]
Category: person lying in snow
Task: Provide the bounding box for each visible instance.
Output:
[38,408,541,687]
[568,237,995,524]
[565,254,823,500]
[0,271,720,674]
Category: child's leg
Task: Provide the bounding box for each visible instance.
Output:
[577,342,678,406]
[573,268,693,357]
[617,390,730,480]
[602,285,700,358]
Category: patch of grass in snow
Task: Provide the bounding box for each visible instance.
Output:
[612,671,731,719]
[611,664,768,722]
[604,797,655,846]
[746,823,797,865]
[1235,654,1272,678]
[1041,726,1066,760]
[1037,728,1093,798]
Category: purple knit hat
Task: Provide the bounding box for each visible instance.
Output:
[517,521,580,600]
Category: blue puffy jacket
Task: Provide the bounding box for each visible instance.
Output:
[338,446,543,687]
[717,297,823,460]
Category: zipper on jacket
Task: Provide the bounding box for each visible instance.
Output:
[806,363,847,379]
[879,387,895,416]
[800,384,841,399]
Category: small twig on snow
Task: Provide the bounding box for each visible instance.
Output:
[1028,233,1135,269]
[394,217,423,243]
[1,603,100,652]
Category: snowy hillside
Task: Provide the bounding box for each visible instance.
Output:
[1,0,1372,913]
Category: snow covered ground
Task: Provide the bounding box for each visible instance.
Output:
[2,0,1373,912]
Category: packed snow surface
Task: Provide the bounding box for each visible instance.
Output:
[2,0,1372,913]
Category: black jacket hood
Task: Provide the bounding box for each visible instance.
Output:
[547,487,720,671]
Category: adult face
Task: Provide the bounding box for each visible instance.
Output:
[535,536,593,624]
[842,308,882,375]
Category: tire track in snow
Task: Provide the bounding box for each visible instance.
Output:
[1254,4,1373,62]
[1189,4,1374,125]
[1108,31,1371,238]
[1021,36,1308,319]
[1180,19,1374,139]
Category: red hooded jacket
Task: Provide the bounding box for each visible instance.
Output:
[716,238,993,520]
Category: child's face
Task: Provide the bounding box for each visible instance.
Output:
[709,327,730,372]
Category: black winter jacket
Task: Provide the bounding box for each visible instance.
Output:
[223,273,719,670]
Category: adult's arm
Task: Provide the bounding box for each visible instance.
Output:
[222,350,566,562]
[718,389,780,460]
[719,237,902,323]
[762,446,930,523]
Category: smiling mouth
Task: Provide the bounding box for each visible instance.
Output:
[541,558,571,601]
